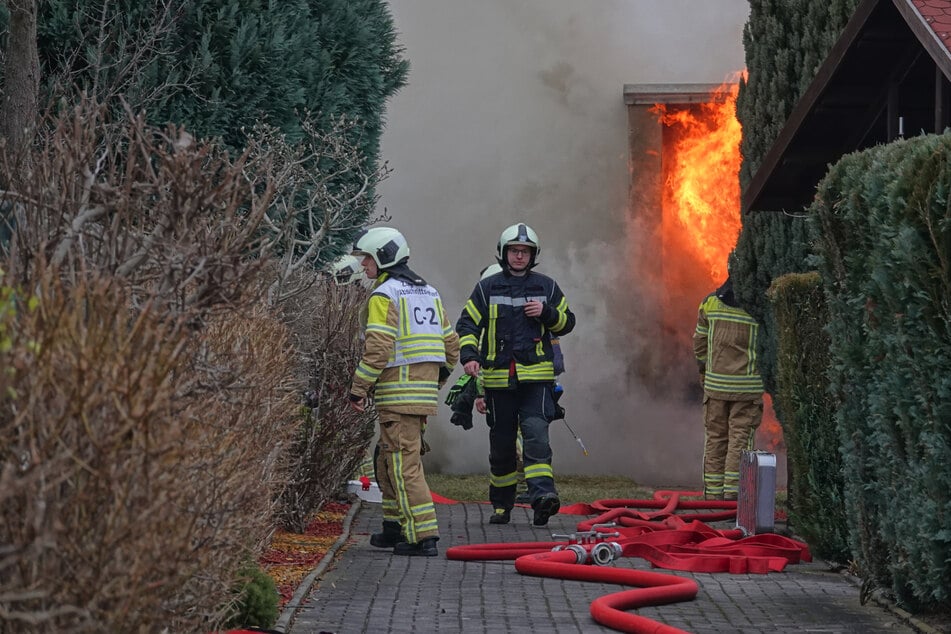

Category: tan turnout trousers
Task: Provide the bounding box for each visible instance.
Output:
[702,396,763,500]
[375,411,438,543]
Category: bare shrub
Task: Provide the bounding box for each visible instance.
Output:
[0,101,306,632]
[0,97,381,631]
[276,272,376,532]
[2,99,274,317]
[0,266,300,632]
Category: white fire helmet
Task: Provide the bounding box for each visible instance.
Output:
[496,223,540,261]
[480,263,503,280]
[352,226,410,270]
[328,255,365,286]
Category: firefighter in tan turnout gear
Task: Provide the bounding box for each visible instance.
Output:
[348,227,460,556]
[456,223,575,527]
[693,276,764,501]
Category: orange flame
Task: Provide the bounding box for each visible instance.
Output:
[652,81,743,282]
[758,393,785,452]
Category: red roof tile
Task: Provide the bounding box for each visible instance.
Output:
[911,0,951,49]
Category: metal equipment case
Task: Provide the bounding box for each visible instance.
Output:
[737,450,776,535]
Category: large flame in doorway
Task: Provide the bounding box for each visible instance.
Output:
[652,81,742,282]
[651,74,786,455]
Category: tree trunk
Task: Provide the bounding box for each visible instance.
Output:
[1,0,40,158]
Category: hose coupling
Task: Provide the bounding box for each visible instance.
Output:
[590,541,623,566]
[565,544,588,564]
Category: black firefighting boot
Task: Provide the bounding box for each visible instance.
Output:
[369,520,404,548]
[488,508,511,524]
[532,493,561,527]
[392,536,439,557]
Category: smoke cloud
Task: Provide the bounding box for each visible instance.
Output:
[377,1,750,487]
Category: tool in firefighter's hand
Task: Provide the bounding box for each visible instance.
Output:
[553,383,587,455]
[564,419,588,456]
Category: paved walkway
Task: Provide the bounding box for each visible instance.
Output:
[283,501,919,634]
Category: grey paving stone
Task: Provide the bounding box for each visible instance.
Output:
[285,501,916,634]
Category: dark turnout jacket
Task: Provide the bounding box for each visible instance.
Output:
[456,270,575,390]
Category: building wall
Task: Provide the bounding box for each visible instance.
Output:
[377,0,750,487]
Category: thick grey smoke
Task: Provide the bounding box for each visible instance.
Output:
[377,1,752,487]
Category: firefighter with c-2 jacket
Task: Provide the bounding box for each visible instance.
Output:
[348,226,459,556]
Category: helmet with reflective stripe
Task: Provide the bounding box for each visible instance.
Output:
[496,223,540,261]
[328,254,364,286]
[352,226,410,270]
[479,263,503,280]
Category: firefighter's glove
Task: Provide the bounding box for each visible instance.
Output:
[420,431,431,455]
[552,404,566,421]
[450,411,474,430]
[444,375,473,407]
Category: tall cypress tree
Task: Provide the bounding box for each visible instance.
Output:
[733,0,860,390]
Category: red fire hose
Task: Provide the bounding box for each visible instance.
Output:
[445,491,811,634]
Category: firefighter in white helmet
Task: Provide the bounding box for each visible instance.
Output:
[327,254,366,286]
[455,223,576,526]
[693,276,764,501]
[348,226,460,556]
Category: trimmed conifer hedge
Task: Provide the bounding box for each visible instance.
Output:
[810,133,951,610]
[767,272,849,562]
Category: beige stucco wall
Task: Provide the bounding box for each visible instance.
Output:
[376,1,751,487]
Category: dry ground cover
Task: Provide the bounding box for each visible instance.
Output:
[260,501,351,607]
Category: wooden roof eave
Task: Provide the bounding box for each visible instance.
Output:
[894,0,951,80]
[740,0,880,214]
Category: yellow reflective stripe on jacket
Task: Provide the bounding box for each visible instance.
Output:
[517,361,554,381]
[705,372,764,393]
[464,299,482,324]
[366,322,398,337]
[396,333,448,360]
[374,380,441,408]
[459,299,482,354]
[705,306,759,326]
[436,299,454,338]
[551,296,570,332]
[482,360,555,388]
[482,368,511,389]
[398,297,411,336]
[485,304,499,362]
[355,360,383,383]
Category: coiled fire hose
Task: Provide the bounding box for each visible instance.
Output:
[445,491,811,634]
